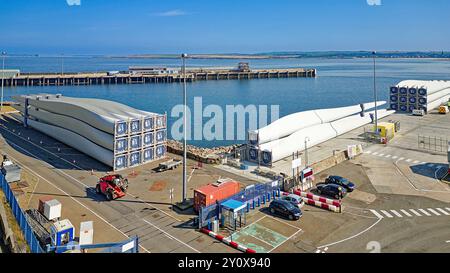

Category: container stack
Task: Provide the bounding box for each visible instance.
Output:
[12,94,167,171]
[390,80,450,114]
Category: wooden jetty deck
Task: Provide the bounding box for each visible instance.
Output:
[2,68,316,87]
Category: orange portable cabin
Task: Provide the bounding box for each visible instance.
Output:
[194,179,240,212]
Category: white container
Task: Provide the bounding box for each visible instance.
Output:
[212,220,219,233]
[44,199,62,221]
[79,221,94,246]
[412,109,425,116]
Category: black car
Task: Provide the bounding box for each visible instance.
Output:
[269,199,302,220]
[325,176,355,192]
[316,184,347,199]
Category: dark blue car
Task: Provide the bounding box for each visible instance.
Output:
[269,199,302,220]
[325,176,355,192]
[316,184,347,199]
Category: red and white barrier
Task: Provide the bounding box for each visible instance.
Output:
[281,191,341,213]
[302,198,340,213]
[293,189,341,207]
[200,228,256,253]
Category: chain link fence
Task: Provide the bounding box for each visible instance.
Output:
[0,174,44,253]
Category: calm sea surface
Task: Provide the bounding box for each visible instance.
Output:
[3,57,450,147]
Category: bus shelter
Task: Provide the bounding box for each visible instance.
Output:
[220,199,247,231]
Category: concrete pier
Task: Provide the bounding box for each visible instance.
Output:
[1,68,316,87]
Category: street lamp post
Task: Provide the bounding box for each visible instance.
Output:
[372,51,378,134]
[181,53,188,203]
[1,51,6,113]
[304,137,310,167]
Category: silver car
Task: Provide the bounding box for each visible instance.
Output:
[281,194,305,208]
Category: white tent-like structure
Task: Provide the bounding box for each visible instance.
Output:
[12,94,167,170]
[255,109,394,165]
[248,101,386,146]
[246,101,395,166]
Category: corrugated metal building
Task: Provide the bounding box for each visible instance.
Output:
[0,69,20,79]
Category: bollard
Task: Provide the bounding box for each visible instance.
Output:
[273,190,276,199]
[220,215,225,227]
[267,193,271,201]
[246,202,250,213]
[262,195,266,204]
[257,198,261,207]
[277,189,281,197]
[252,200,255,210]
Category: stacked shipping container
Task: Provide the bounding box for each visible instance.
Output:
[390,80,450,114]
[193,179,240,212]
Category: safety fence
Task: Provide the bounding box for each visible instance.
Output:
[198,179,281,229]
[418,135,448,153]
[0,174,44,253]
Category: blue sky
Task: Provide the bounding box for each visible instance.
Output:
[0,0,449,54]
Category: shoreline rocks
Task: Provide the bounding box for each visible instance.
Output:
[166,140,243,164]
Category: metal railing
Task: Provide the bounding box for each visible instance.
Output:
[199,180,280,229]
[0,174,44,253]
[418,135,448,153]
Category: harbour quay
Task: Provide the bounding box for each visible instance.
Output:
[0,67,317,87]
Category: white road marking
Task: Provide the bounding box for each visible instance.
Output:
[370,210,384,219]
[4,151,151,253]
[418,209,432,216]
[378,153,385,157]
[436,208,449,215]
[427,208,441,216]
[2,126,182,222]
[380,210,393,218]
[413,160,420,164]
[268,228,303,253]
[2,127,198,252]
[446,208,450,212]
[365,151,372,154]
[317,218,382,249]
[409,209,422,217]
[265,214,303,230]
[187,168,196,183]
[142,219,200,253]
[392,156,398,159]
[400,209,412,217]
[390,210,403,217]
[406,159,412,162]
[372,152,378,155]
[398,157,405,161]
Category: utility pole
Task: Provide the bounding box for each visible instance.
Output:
[1,51,6,113]
[181,53,188,203]
[373,51,378,134]
[304,137,310,167]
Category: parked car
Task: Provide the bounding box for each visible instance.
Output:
[325,176,355,192]
[269,199,302,220]
[281,194,305,208]
[316,184,347,199]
